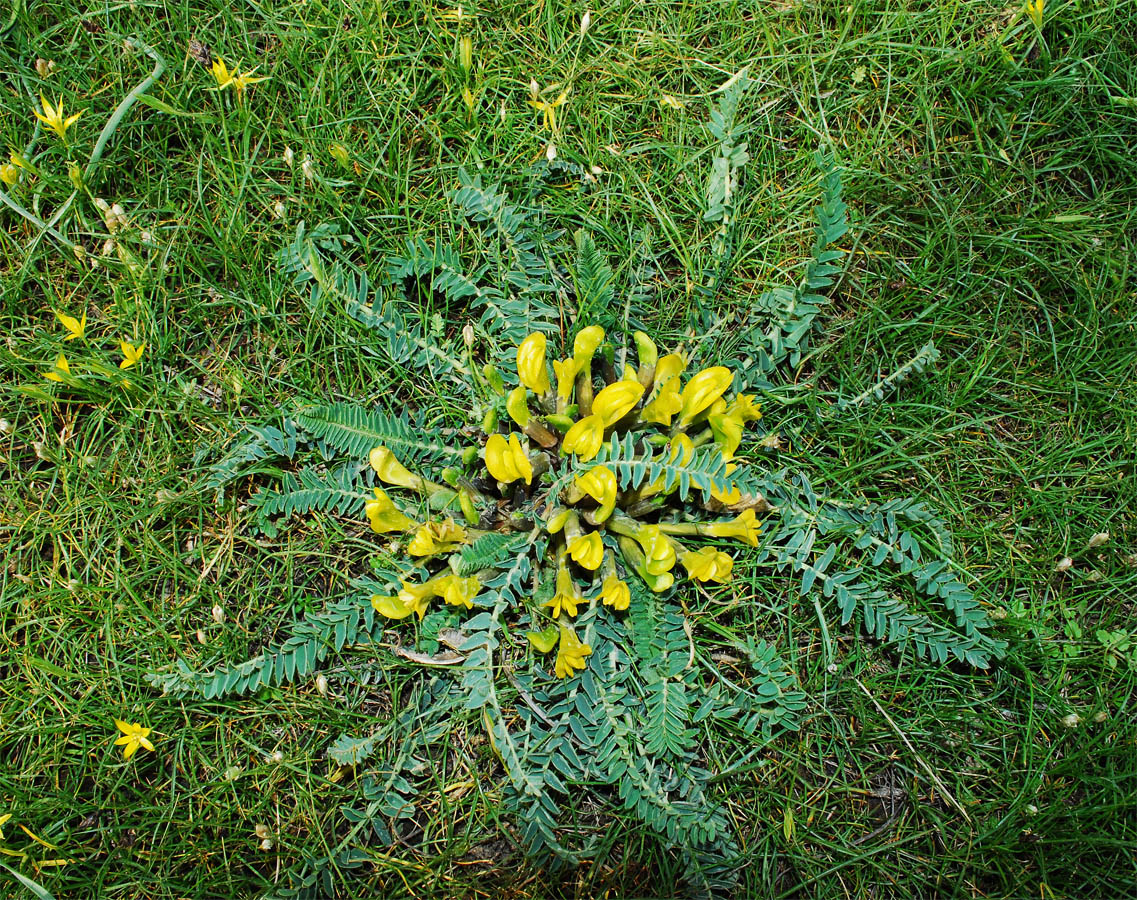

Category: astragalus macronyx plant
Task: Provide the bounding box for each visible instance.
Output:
[149,73,1006,895]
[364,325,768,680]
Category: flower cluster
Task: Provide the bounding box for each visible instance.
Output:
[43,308,145,385]
[364,327,766,678]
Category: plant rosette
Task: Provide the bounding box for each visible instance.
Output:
[364,326,769,678]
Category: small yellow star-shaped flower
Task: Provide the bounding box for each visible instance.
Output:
[34,94,85,141]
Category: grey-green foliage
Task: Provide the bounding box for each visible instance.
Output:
[146,590,379,699]
[757,470,1006,667]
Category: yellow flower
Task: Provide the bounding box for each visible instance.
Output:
[119,339,145,369]
[641,353,686,425]
[568,531,604,570]
[528,86,569,132]
[516,332,551,395]
[544,564,582,618]
[0,162,17,185]
[34,94,85,141]
[678,366,733,426]
[706,508,761,547]
[44,353,70,382]
[211,57,268,94]
[728,394,762,423]
[369,446,425,491]
[554,625,591,678]
[708,410,744,460]
[485,433,533,485]
[552,357,580,401]
[638,525,677,576]
[365,487,417,534]
[113,719,155,760]
[505,386,530,428]
[680,547,734,583]
[396,580,437,619]
[572,325,604,362]
[575,465,617,522]
[617,535,676,593]
[592,380,644,427]
[407,519,467,556]
[434,574,481,609]
[56,310,86,341]
[561,414,604,461]
[599,574,630,611]
[372,594,420,620]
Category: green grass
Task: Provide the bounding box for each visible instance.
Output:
[2,0,1135,897]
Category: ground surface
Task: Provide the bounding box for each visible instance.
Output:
[1,0,1135,897]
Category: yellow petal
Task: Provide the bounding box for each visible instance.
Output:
[678,367,733,426]
[561,414,604,461]
[568,532,604,570]
[516,332,551,395]
[592,380,644,427]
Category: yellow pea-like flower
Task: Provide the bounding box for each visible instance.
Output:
[554,625,592,678]
[592,380,644,427]
[678,366,733,426]
[568,532,604,570]
[545,564,582,618]
[706,508,762,547]
[575,465,617,522]
[708,410,744,461]
[553,357,580,401]
[680,547,734,583]
[485,433,533,485]
[370,446,425,491]
[407,518,468,556]
[435,574,482,609]
[506,386,531,428]
[397,580,437,618]
[641,353,686,425]
[600,574,630,611]
[728,394,762,423]
[572,325,605,362]
[638,525,677,576]
[561,414,604,461]
[365,488,417,534]
[516,332,551,395]
[372,594,419,620]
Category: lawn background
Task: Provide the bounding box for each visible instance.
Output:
[1,0,1135,896]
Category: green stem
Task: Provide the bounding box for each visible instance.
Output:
[84,37,166,184]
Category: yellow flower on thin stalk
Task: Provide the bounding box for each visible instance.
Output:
[119,339,145,369]
[56,310,86,341]
[34,94,85,141]
[44,353,70,382]
[113,719,156,760]
[527,82,569,132]
[554,625,591,678]
[210,56,268,95]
